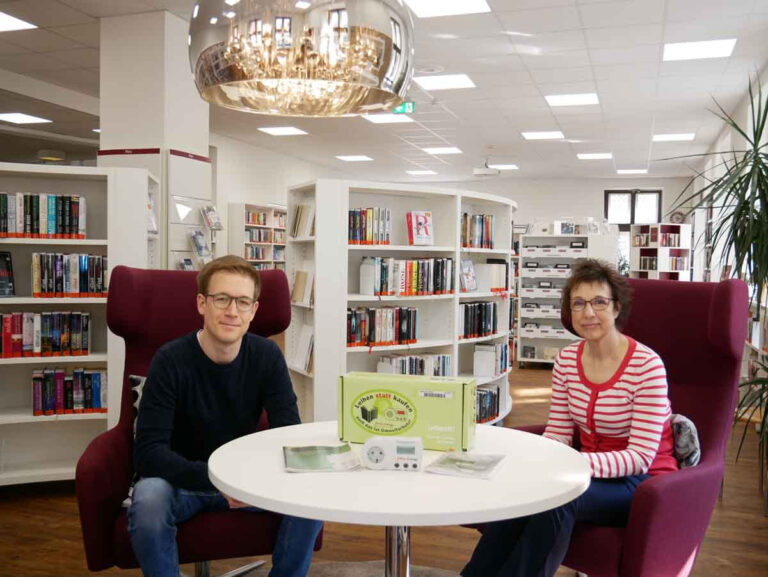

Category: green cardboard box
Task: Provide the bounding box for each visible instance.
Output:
[337,372,477,451]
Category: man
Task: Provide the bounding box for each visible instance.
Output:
[129,255,323,577]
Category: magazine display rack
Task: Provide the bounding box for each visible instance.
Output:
[286,180,516,425]
[0,162,151,485]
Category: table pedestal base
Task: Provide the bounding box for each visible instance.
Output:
[385,525,410,577]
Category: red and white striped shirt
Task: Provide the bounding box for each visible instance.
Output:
[543,337,677,478]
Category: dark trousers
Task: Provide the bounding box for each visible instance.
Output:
[461,474,649,577]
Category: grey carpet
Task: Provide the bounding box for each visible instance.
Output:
[249,560,459,576]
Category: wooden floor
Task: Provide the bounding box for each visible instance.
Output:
[1,367,767,576]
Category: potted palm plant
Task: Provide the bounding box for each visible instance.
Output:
[667,75,768,466]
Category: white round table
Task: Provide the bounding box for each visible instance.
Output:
[209,421,590,577]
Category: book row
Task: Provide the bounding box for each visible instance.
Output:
[359,257,455,297]
[246,228,272,243]
[30,253,107,298]
[459,301,498,339]
[245,209,286,228]
[375,353,452,377]
[521,344,561,360]
[461,213,495,249]
[476,384,501,424]
[252,262,285,272]
[632,232,683,247]
[244,245,284,261]
[459,259,509,293]
[31,368,107,416]
[290,202,315,238]
[0,192,87,238]
[473,342,509,378]
[1,311,90,358]
[291,270,314,306]
[348,207,392,245]
[346,306,418,347]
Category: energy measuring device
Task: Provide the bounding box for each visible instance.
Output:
[362,436,423,471]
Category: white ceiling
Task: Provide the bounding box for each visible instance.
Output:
[0,0,766,182]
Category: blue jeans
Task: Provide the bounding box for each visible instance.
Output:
[127,477,323,577]
[461,474,649,577]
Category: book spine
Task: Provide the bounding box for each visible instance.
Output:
[71,196,79,239]
[64,376,74,413]
[81,312,90,355]
[54,368,65,414]
[78,196,87,238]
[22,312,34,357]
[47,194,56,237]
[11,311,22,357]
[32,371,43,416]
[83,371,93,412]
[39,193,47,238]
[43,369,55,415]
[99,370,107,412]
[52,311,61,356]
[33,313,41,356]
[73,369,84,412]
[61,312,70,355]
[31,193,39,237]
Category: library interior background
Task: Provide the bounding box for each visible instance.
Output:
[0,1,768,576]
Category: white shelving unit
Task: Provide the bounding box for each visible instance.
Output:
[0,162,150,486]
[629,223,692,281]
[517,230,617,365]
[285,180,517,426]
[228,203,287,271]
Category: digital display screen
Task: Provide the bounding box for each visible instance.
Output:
[397,443,416,455]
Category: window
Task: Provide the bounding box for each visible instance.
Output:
[328,8,348,44]
[274,16,291,49]
[248,19,263,45]
[604,189,662,268]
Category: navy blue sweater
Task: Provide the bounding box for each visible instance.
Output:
[134,331,300,490]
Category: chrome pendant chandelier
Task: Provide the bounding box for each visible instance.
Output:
[189,0,415,117]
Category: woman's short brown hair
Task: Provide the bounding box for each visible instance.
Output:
[197,255,261,300]
[561,259,633,329]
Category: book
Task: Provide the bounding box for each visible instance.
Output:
[425,451,505,479]
[459,259,477,292]
[283,443,361,472]
[406,211,434,245]
[0,251,14,296]
[189,229,213,264]
[200,205,223,230]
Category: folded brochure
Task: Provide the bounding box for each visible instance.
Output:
[425,452,505,479]
[283,443,361,472]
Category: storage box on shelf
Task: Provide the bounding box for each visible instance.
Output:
[516,229,616,366]
[0,162,150,486]
[228,203,287,272]
[286,180,516,426]
[629,223,692,281]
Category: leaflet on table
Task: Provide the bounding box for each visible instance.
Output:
[425,452,505,479]
[283,443,361,472]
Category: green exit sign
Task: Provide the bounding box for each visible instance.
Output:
[393,102,415,114]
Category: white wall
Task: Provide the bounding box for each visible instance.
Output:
[439,176,690,225]
[210,133,342,254]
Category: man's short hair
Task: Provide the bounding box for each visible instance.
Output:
[197,255,261,300]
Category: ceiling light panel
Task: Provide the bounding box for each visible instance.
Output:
[663,39,736,61]
[406,170,437,175]
[617,169,648,174]
[488,164,519,170]
[0,113,51,124]
[521,131,564,140]
[422,147,463,155]
[258,126,308,136]
[0,11,36,32]
[545,93,599,107]
[577,153,612,160]
[404,0,490,18]
[336,155,373,162]
[362,114,414,124]
[413,74,476,91]
[652,133,695,142]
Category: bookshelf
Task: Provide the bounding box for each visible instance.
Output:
[228,203,287,271]
[629,223,692,281]
[0,162,151,486]
[516,230,617,366]
[286,180,517,426]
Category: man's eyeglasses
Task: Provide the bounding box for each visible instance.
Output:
[570,296,614,312]
[206,293,256,312]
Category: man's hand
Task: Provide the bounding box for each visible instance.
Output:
[223,493,249,509]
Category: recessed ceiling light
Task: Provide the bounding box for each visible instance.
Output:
[0,11,36,32]
[224,0,241,5]
[193,4,200,19]
[488,164,519,170]
[663,39,736,62]
[258,126,308,136]
[577,153,612,160]
[223,11,236,19]
[413,74,475,91]
[209,17,218,24]
[403,0,490,18]
[295,1,311,9]
[336,155,373,162]
[521,131,564,140]
[407,170,437,175]
[652,133,695,142]
[504,31,533,38]
[92,128,101,133]
[546,93,599,107]
[362,114,414,124]
[422,146,462,155]
[617,169,648,175]
[0,112,51,124]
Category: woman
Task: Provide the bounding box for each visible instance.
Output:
[462,259,678,577]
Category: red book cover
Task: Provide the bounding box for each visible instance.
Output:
[54,369,65,414]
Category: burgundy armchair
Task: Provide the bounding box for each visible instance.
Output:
[76,265,319,574]
[515,278,749,577]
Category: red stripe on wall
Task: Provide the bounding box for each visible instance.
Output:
[169,149,211,163]
[98,148,161,156]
